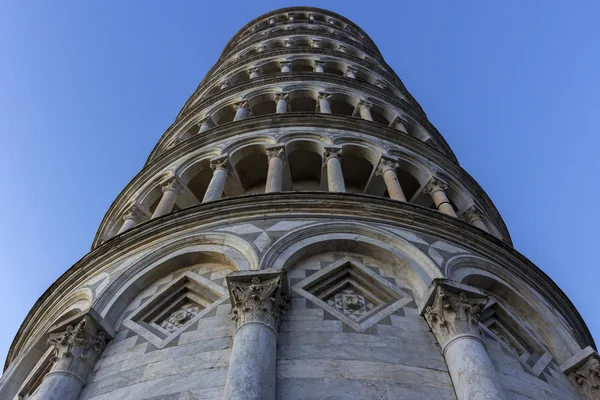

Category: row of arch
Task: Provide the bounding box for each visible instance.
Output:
[109,135,497,241]
[196,54,404,104]
[171,86,433,154]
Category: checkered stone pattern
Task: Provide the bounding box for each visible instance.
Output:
[326,289,376,322]
[158,301,203,333]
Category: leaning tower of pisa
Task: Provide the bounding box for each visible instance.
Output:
[2,6,598,400]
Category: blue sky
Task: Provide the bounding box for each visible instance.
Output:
[0,0,598,367]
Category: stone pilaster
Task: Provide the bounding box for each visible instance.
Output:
[224,270,287,400]
[562,346,600,400]
[30,316,107,400]
[420,279,506,400]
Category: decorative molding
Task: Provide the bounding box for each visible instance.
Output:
[266,144,286,161]
[562,347,600,399]
[161,178,184,195]
[376,156,399,176]
[210,155,229,171]
[425,177,449,196]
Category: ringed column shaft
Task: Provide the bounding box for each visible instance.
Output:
[377,157,406,201]
[318,93,332,114]
[421,280,506,400]
[29,317,107,400]
[275,93,288,114]
[425,178,457,218]
[224,271,287,400]
[151,179,183,219]
[234,101,250,121]
[265,145,286,193]
[324,147,345,192]
[202,157,229,203]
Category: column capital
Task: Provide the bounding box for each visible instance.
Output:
[219,79,230,89]
[419,280,488,352]
[227,270,287,333]
[287,12,295,21]
[311,39,322,47]
[248,66,260,74]
[375,80,387,89]
[376,156,399,176]
[358,100,372,110]
[210,155,229,172]
[318,92,332,101]
[338,44,348,52]
[314,60,326,68]
[346,66,358,75]
[460,205,486,224]
[562,347,600,399]
[275,92,289,101]
[266,144,286,161]
[162,178,184,195]
[323,146,343,162]
[279,60,292,67]
[122,204,145,222]
[198,115,212,125]
[424,177,449,195]
[268,17,276,25]
[234,100,249,110]
[46,315,108,383]
[392,115,410,127]
[284,39,294,47]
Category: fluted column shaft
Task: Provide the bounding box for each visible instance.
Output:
[425,178,457,218]
[224,271,287,400]
[151,179,183,219]
[265,146,285,193]
[324,147,345,192]
[421,280,506,400]
[377,157,406,201]
[202,157,229,203]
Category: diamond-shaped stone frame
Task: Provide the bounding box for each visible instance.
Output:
[123,271,228,348]
[293,258,413,332]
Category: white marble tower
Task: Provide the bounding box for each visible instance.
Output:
[1,6,597,400]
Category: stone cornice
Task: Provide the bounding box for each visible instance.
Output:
[219,7,381,59]
[157,74,453,163]
[94,114,503,246]
[185,48,409,112]
[6,193,594,371]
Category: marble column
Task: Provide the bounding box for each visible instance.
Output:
[224,270,287,400]
[265,145,285,193]
[318,93,332,114]
[323,146,345,192]
[151,179,183,219]
[220,79,230,90]
[562,347,600,400]
[117,204,145,234]
[376,157,406,201]
[357,101,373,121]
[460,206,489,232]
[275,93,288,114]
[284,39,294,48]
[233,101,250,121]
[198,116,213,133]
[425,178,457,218]
[202,156,229,203]
[248,67,260,79]
[390,116,409,134]
[280,61,292,73]
[314,61,325,73]
[312,39,322,48]
[420,280,506,400]
[345,67,357,79]
[29,316,107,400]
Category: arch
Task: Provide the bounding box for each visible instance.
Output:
[96,233,258,327]
[446,255,582,362]
[261,222,443,298]
[339,143,379,193]
[284,139,327,191]
[229,143,269,193]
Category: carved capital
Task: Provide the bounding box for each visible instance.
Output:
[279,61,292,68]
[424,178,448,195]
[318,92,332,101]
[375,80,387,89]
[338,44,348,52]
[219,79,230,89]
[268,17,276,25]
[275,92,289,101]
[314,61,327,68]
[358,100,372,110]
[562,347,600,399]
[392,115,410,128]
[284,39,294,47]
[122,204,145,222]
[227,270,287,332]
[46,316,107,382]
[420,280,488,352]
[210,156,229,172]
[266,145,286,161]
[198,116,212,127]
[460,205,486,224]
[162,179,184,195]
[234,101,249,110]
[376,156,399,176]
[327,17,336,24]
[345,66,358,76]
[248,67,260,74]
[287,13,295,21]
[323,146,343,163]
[311,39,322,47]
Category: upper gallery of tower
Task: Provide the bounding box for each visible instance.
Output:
[145,7,457,166]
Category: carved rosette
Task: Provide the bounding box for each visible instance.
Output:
[229,276,287,332]
[46,316,107,382]
[568,356,600,399]
[424,286,488,351]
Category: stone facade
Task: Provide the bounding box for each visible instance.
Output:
[0,6,596,400]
